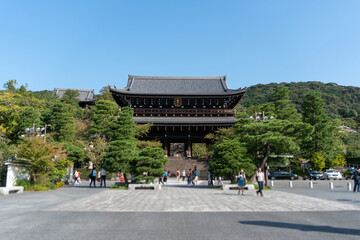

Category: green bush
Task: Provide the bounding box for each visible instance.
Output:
[15,179,59,191]
[110,184,128,190]
[291,166,303,176]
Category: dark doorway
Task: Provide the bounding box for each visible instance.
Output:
[170,143,184,157]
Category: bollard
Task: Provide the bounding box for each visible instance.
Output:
[270,180,274,187]
[329,181,333,190]
[347,182,352,191]
[309,181,313,189]
[289,181,293,188]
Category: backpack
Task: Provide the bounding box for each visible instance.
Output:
[355,172,360,181]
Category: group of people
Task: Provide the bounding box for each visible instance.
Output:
[88,167,107,188]
[236,167,264,197]
[158,168,199,185]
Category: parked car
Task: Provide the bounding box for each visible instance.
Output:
[343,168,357,180]
[303,170,324,180]
[323,169,343,180]
[268,171,298,180]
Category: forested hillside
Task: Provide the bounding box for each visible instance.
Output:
[240,81,360,128]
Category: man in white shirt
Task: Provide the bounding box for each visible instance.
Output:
[100,168,107,188]
[256,168,264,197]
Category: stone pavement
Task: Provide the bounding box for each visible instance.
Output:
[47,180,360,212]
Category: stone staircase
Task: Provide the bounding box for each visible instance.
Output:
[164,156,209,179]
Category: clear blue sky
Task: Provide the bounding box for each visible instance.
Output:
[1,0,359,93]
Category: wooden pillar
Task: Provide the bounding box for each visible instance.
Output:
[187,138,192,158]
[163,138,168,157]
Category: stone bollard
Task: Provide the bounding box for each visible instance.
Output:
[289,181,293,188]
[270,180,274,187]
[329,181,333,190]
[347,182,352,191]
[309,181,313,189]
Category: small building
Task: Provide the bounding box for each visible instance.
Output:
[54,88,96,108]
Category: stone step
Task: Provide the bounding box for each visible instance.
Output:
[164,157,209,178]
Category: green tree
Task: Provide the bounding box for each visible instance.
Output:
[90,100,119,138]
[17,138,69,185]
[235,118,313,174]
[44,103,76,142]
[311,151,326,171]
[133,147,167,183]
[3,79,17,92]
[103,107,138,182]
[61,89,80,106]
[97,86,115,101]
[327,153,346,167]
[302,92,340,159]
[209,139,255,183]
[64,141,86,168]
[272,86,300,121]
[85,136,109,169]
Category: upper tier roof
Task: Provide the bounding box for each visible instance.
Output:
[54,88,95,102]
[109,75,246,96]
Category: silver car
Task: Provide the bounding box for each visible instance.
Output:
[323,169,342,180]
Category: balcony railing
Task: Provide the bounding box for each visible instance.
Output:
[133,108,236,117]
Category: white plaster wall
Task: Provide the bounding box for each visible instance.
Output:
[6,164,30,187]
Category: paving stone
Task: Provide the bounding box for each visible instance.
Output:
[47,183,360,212]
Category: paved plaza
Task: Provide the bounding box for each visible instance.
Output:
[1,180,360,240]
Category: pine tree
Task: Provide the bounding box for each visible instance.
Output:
[302,92,340,160]
[209,139,255,183]
[133,147,168,183]
[90,100,119,138]
[103,107,138,181]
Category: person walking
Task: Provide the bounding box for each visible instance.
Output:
[163,170,168,184]
[207,170,213,186]
[89,167,97,188]
[256,168,264,197]
[194,169,199,185]
[74,170,78,185]
[100,168,107,188]
[182,169,186,182]
[353,168,360,192]
[176,169,181,183]
[187,169,194,186]
[77,171,81,184]
[238,169,246,195]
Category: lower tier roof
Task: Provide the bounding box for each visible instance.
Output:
[133,117,237,125]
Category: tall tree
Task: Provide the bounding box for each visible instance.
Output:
[90,100,119,138]
[272,86,300,121]
[235,118,313,173]
[44,102,76,142]
[103,107,138,182]
[209,139,255,183]
[85,136,109,169]
[302,92,340,160]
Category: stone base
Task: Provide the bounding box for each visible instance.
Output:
[0,186,24,195]
[128,184,160,190]
[221,184,255,190]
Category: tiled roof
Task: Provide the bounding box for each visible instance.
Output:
[110,75,245,96]
[54,88,95,102]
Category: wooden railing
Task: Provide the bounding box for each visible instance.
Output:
[133,108,236,117]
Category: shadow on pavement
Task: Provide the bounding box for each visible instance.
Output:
[239,221,360,236]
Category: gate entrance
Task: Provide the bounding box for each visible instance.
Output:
[170,143,184,157]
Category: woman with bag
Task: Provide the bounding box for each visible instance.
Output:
[237,169,246,195]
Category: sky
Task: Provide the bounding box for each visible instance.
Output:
[0,0,360,93]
